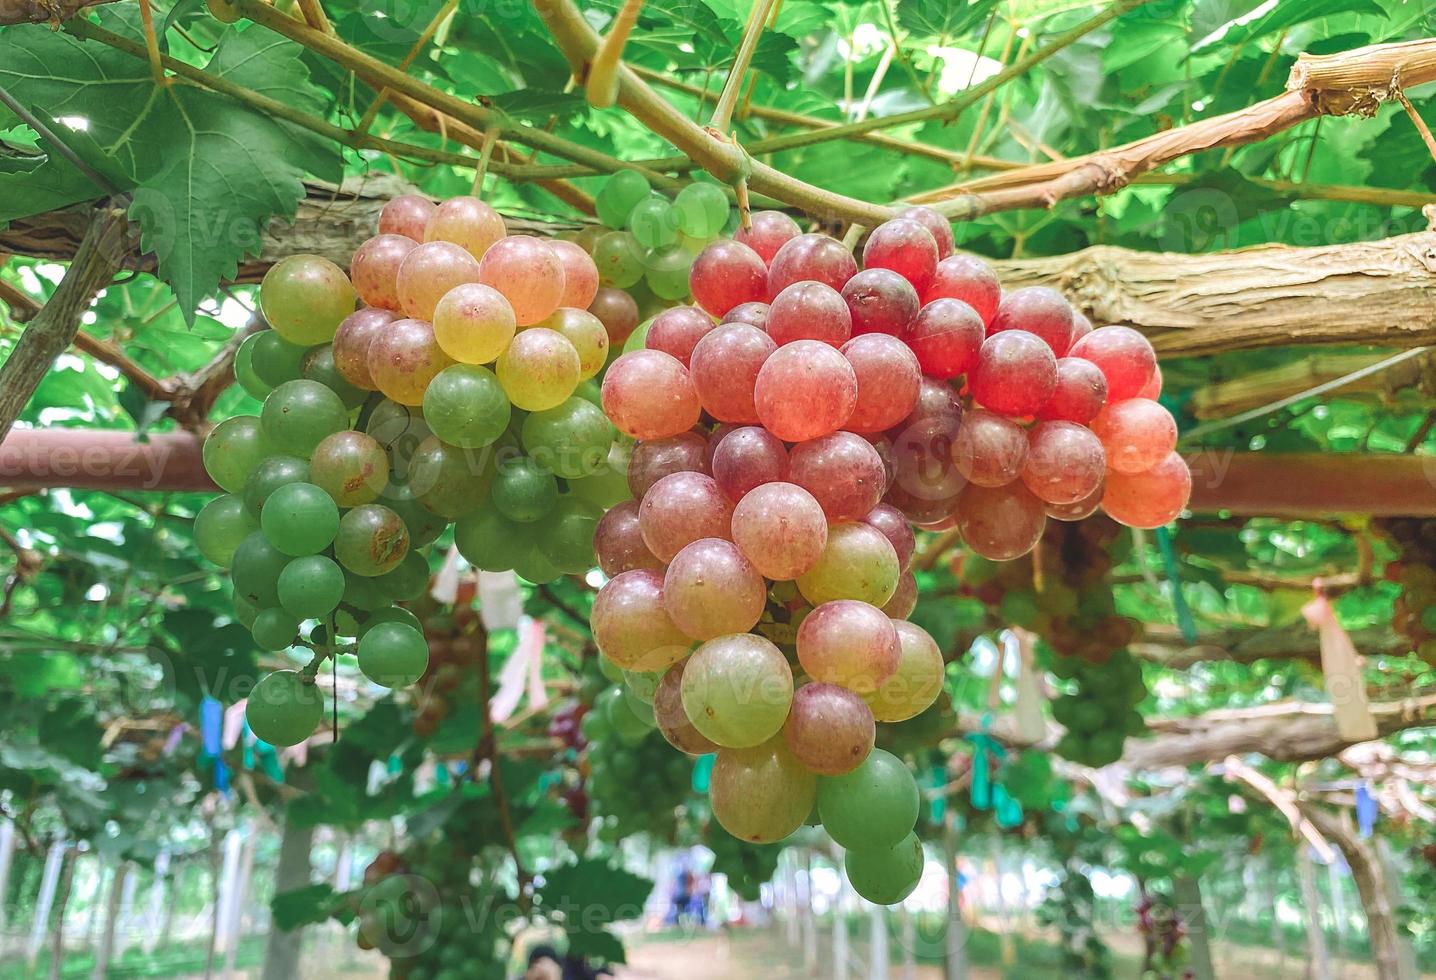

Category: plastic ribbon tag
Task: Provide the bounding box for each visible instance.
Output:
[1155,526,1198,644]
[490,616,547,723]
[1301,590,1378,742]
[478,570,523,632]
[1355,782,1378,838]
[430,545,462,603]
[1010,629,1047,744]
[692,753,715,793]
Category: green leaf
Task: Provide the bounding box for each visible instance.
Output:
[117,381,170,440]
[897,0,1000,39]
[487,89,586,125]
[271,883,346,930]
[536,858,652,930]
[565,927,627,965]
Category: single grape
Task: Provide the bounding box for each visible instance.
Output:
[424,195,506,259]
[796,521,899,607]
[203,415,272,493]
[639,471,733,562]
[194,494,256,567]
[655,660,721,755]
[690,240,767,317]
[628,196,679,249]
[922,253,1000,322]
[663,538,766,640]
[818,748,918,849]
[681,634,793,749]
[536,497,599,573]
[367,317,456,407]
[277,554,345,619]
[590,569,692,671]
[231,531,290,608]
[906,297,985,380]
[952,408,1027,488]
[521,396,614,480]
[989,286,1076,356]
[490,455,559,523]
[331,308,396,390]
[896,206,954,259]
[754,340,857,442]
[1039,356,1108,424]
[513,541,564,584]
[566,446,632,510]
[886,412,965,512]
[645,306,715,367]
[789,432,886,522]
[1020,420,1106,506]
[550,239,600,309]
[233,333,270,400]
[241,454,309,517]
[601,349,701,440]
[861,504,915,571]
[594,500,664,576]
[596,170,651,228]
[588,286,640,346]
[1136,361,1163,399]
[364,400,432,481]
[845,833,924,906]
[1046,481,1105,522]
[259,380,350,458]
[431,282,516,366]
[768,233,857,294]
[783,683,875,776]
[408,437,496,519]
[734,210,800,263]
[1069,325,1157,402]
[729,481,827,581]
[454,507,531,572]
[478,235,566,325]
[720,301,769,329]
[395,241,482,321]
[1101,450,1191,528]
[249,331,307,388]
[350,234,417,311]
[954,482,1046,560]
[643,244,693,301]
[864,620,943,722]
[260,254,356,345]
[711,738,816,844]
[261,482,340,556]
[1089,397,1177,475]
[688,323,776,425]
[251,607,298,651]
[378,194,436,241]
[358,622,429,688]
[767,280,852,346]
[381,489,446,549]
[246,670,323,746]
[592,231,646,289]
[673,182,729,237]
[711,426,789,501]
[374,551,430,602]
[540,308,609,380]
[968,330,1058,417]
[495,327,581,412]
[862,218,937,292]
[300,344,366,409]
[626,432,709,499]
[423,364,511,449]
[882,569,917,618]
[796,599,900,694]
[842,268,919,337]
[841,333,921,433]
[334,504,410,576]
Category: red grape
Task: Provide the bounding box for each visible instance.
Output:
[638,471,734,562]
[601,349,702,440]
[896,205,954,260]
[477,235,565,326]
[881,569,918,618]
[589,286,639,346]
[664,538,766,640]
[711,426,789,501]
[1090,397,1178,475]
[367,317,455,406]
[627,432,709,499]
[655,660,720,756]
[988,286,1075,354]
[842,268,919,337]
[350,234,416,311]
[767,280,852,346]
[690,240,768,317]
[1136,363,1164,400]
[1069,325,1157,403]
[689,323,777,424]
[378,194,434,241]
[646,305,716,367]
[768,233,858,294]
[796,599,900,694]
[1069,311,1093,347]
[841,333,921,433]
[332,308,397,390]
[861,503,915,571]
[1038,356,1108,424]
[590,569,692,671]
[1020,421,1106,505]
[1102,451,1191,528]
[951,408,1027,488]
[721,302,769,329]
[906,298,985,380]
[923,254,1000,323]
[789,432,887,522]
[1046,481,1104,521]
[395,241,482,321]
[968,330,1057,417]
[734,210,801,264]
[862,218,938,292]
[754,340,857,442]
[784,683,876,776]
[954,482,1046,560]
[550,239,600,310]
[886,383,965,510]
[424,195,506,259]
[730,482,828,580]
[594,500,664,575]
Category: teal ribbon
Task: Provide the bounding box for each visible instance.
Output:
[692,753,715,794]
[967,716,1026,827]
[1155,525,1197,644]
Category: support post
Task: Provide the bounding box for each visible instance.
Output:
[1172,874,1216,980]
[26,841,65,969]
[91,862,130,980]
[260,817,315,980]
[1296,847,1332,980]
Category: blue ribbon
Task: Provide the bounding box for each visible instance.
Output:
[1156,526,1197,644]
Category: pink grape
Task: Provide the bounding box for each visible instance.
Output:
[720,302,768,329]
[784,683,876,776]
[862,218,938,292]
[350,234,416,311]
[882,569,918,618]
[689,324,776,424]
[886,394,965,509]
[1069,325,1157,402]
[709,738,815,843]
[1136,363,1164,400]
[589,287,639,346]
[424,195,506,259]
[681,635,794,749]
[1038,356,1108,424]
[862,503,915,571]
[906,298,985,380]
[1090,398,1178,475]
[477,235,565,326]
[594,500,664,576]
[590,569,692,671]
[951,409,1027,488]
[954,482,1046,561]
[768,233,857,294]
[550,239,600,309]
[655,660,721,755]
[884,482,960,526]
[639,471,734,562]
[842,333,921,433]
[367,317,455,406]
[754,340,857,442]
[395,241,481,321]
[988,286,1075,354]
[1102,451,1191,528]
[431,282,516,365]
[730,482,827,581]
[968,330,1057,417]
[908,376,964,425]
[734,210,801,264]
[377,194,434,240]
[864,620,944,722]
[896,206,954,259]
[663,538,766,640]
[332,308,397,390]
[627,432,709,499]
[789,432,886,522]
[704,424,736,467]
[711,426,789,501]
[842,268,919,337]
[601,350,702,440]
[766,281,852,346]
[1046,481,1105,521]
[796,522,899,607]
[1069,311,1093,347]
[690,240,768,317]
[1020,421,1106,505]
[796,599,900,694]
[645,306,716,367]
[923,254,1000,323]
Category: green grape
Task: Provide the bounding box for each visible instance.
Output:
[643,244,692,301]
[232,593,259,629]
[598,656,624,683]
[844,833,924,906]
[261,380,350,458]
[260,482,340,556]
[234,333,271,400]
[574,378,602,409]
[422,364,510,449]
[495,328,581,412]
[600,686,653,743]
[520,397,614,480]
[593,231,646,289]
[242,455,310,517]
[681,634,793,748]
[565,445,631,509]
[383,487,446,549]
[246,669,323,746]
[710,738,816,844]
[408,436,496,519]
[817,748,918,850]
[623,685,656,725]
[535,496,599,573]
[622,668,662,704]
[203,416,272,494]
[335,504,410,576]
[596,169,651,228]
[374,551,430,601]
[343,571,388,611]
[277,554,345,619]
[302,343,367,409]
[512,543,563,585]
[231,531,290,608]
[628,195,679,249]
[194,494,255,567]
[249,330,308,387]
[490,456,557,523]
[454,508,531,572]
[357,605,424,637]
[796,522,900,607]
[673,183,728,237]
[252,607,301,651]
[357,622,429,687]
[259,253,356,345]
[310,430,388,507]
[365,399,433,481]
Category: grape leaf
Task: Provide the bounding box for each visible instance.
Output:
[897,0,1000,40]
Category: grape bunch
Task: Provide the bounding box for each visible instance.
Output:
[579,680,693,842]
[704,824,782,902]
[1374,518,1436,664]
[1050,650,1146,767]
[200,191,633,746]
[410,587,483,738]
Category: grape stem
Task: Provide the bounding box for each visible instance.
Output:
[707,0,780,135]
[469,624,532,911]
